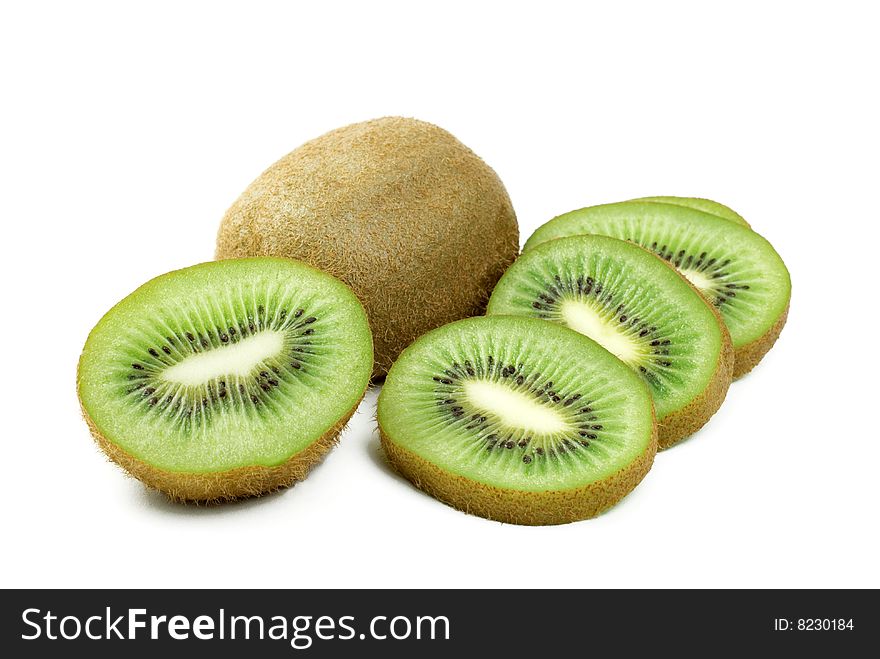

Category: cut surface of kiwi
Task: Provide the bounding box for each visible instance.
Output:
[524,201,790,377]
[628,196,750,227]
[488,235,732,447]
[77,258,373,502]
[377,316,657,525]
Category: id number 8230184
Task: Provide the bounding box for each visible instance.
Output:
[773,619,854,631]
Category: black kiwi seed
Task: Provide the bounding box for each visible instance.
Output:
[132,363,144,370]
[291,361,301,369]
[522,455,532,464]
[535,447,545,456]
[294,309,304,318]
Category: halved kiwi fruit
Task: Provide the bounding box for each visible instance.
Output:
[77,258,373,502]
[488,235,732,447]
[628,196,750,227]
[377,316,657,525]
[524,202,790,377]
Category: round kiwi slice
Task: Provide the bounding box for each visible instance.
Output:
[489,235,733,447]
[77,258,373,502]
[628,196,750,227]
[523,202,790,378]
[377,316,657,525]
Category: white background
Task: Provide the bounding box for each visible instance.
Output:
[1,1,878,589]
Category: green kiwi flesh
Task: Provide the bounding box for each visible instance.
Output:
[524,202,791,377]
[488,235,732,446]
[628,196,750,227]
[77,258,373,501]
[377,316,657,525]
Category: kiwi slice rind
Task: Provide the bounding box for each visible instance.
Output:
[377,316,657,525]
[524,201,790,378]
[77,257,373,502]
[628,196,750,227]
[489,235,733,447]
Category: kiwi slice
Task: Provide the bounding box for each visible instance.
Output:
[377,316,657,525]
[489,235,732,447]
[77,258,373,502]
[628,196,750,227]
[523,201,790,378]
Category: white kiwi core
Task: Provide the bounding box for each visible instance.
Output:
[463,379,570,435]
[560,299,642,364]
[161,330,286,387]
[678,268,713,293]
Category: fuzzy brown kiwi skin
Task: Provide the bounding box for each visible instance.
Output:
[379,411,658,526]
[215,116,519,379]
[78,393,366,504]
[732,304,789,379]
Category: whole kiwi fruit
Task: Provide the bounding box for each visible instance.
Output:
[216,117,520,378]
